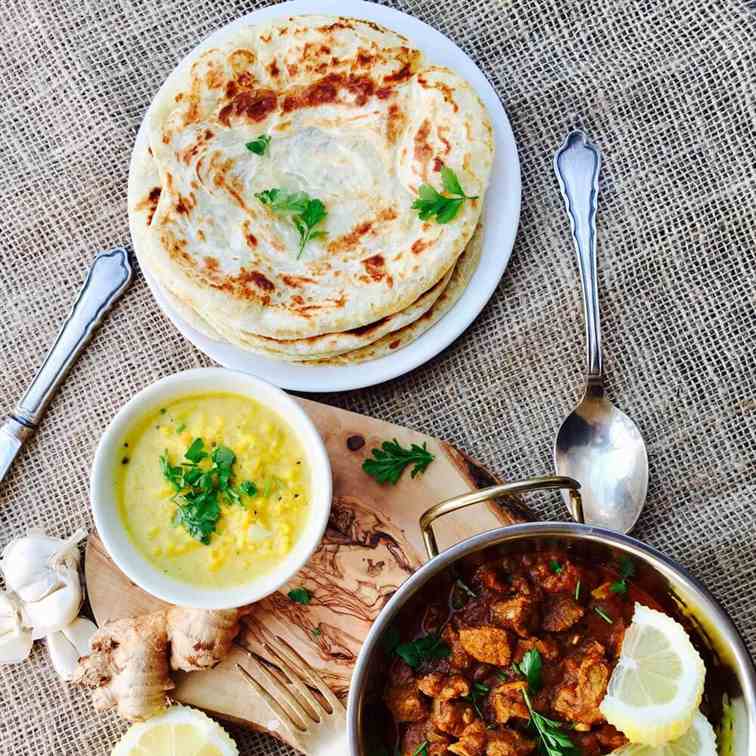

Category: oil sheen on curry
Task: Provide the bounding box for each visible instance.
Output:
[380,551,708,756]
[116,392,309,587]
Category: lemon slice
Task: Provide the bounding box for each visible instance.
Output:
[609,711,717,755]
[600,603,705,745]
[112,705,238,756]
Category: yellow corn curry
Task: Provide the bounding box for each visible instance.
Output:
[116,392,310,587]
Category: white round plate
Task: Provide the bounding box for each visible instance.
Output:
[134,0,521,392]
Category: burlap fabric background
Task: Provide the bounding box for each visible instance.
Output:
[1,0,755,753]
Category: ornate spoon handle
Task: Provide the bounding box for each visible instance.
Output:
[554,131,603,381]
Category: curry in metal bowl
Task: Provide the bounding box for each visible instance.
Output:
[358,527,752,756]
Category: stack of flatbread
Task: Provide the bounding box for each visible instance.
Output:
[128,15,494,365]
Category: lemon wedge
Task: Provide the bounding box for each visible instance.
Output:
[600,603,705,745]
[609,711,717,755]
[112,705,238,756]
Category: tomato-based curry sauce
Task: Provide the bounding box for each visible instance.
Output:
[371,548,722,756]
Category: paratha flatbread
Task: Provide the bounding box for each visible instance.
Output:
[306,223,483,365]
[129,15,494,342]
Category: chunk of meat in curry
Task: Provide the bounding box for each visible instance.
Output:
[383,552,636,755]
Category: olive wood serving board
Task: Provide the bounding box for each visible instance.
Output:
[85,397,533,749]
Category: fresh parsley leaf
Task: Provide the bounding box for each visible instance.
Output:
[312,627,322,637]
[160,452,184,492]
[160,438,257,542]
[362,439,435,485]
[246,134,271,155]
[256,187,328,258]
[288,587,311,605]
[611,556,636,594]
[173,490,220,545]
[462,681,490,720]
[521,689,579,756]
[549,559,563,574]
[395,633,450,669]
[619,555,636,579]
[381,626,402,655]
[212,444,236,468]
[239,480,257,497]
[412,742,428,756]
[412,165,478,224]
[516,649,543,694]
[441,165,467,196]
[184,437,207,463]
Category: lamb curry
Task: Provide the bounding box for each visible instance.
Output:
[381,550,660,755]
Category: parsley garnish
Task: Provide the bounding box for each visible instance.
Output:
[312,627,322,636]
[362,439,435,485]
[256,188,328,258]
[462,681,489,720]
[159,438,257,544]
[381,626,402,654]
[395,633,450,669]
[412,742,428,756]
[288,587,311,605]
[549,559,563,574]
[239,480,257,497]
[611,555,636,594]
[411,165,478,224]
[516,648,543,694]
[246,134,271,155]
[521,689,579,756]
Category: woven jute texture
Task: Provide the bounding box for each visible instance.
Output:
[1,0,755,753]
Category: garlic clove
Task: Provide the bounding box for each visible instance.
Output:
[62,616,97,657]
[46,616,98,680]
[46,630,80,681]
[22,566,83,638]
[0,592,33,664]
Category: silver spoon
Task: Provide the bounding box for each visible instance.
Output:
[552,131,648,533]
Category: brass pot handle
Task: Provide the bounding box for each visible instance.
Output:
[419,475,583,559]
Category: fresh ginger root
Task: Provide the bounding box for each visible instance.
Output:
[72,611,174,721]
[167,606,250,671]
[73,606,248,721]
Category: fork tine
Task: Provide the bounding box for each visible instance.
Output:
[260,653,322,722]
[264,633,345,712]
[235,662,304,741]
[236,655,311,731]
[262,638,329,718]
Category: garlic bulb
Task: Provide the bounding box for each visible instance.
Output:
[0,591,33,664]
[1,528,86,603]
[0,526,91,673]
[22,565,83,639]
[46,617,97,681]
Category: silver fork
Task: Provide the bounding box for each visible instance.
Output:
[236,631,348,755]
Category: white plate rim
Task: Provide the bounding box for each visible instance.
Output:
[133,0,521,392]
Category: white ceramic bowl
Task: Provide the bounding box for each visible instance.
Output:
[90,367,332,609]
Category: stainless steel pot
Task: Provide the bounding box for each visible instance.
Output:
[347,476,756,755]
